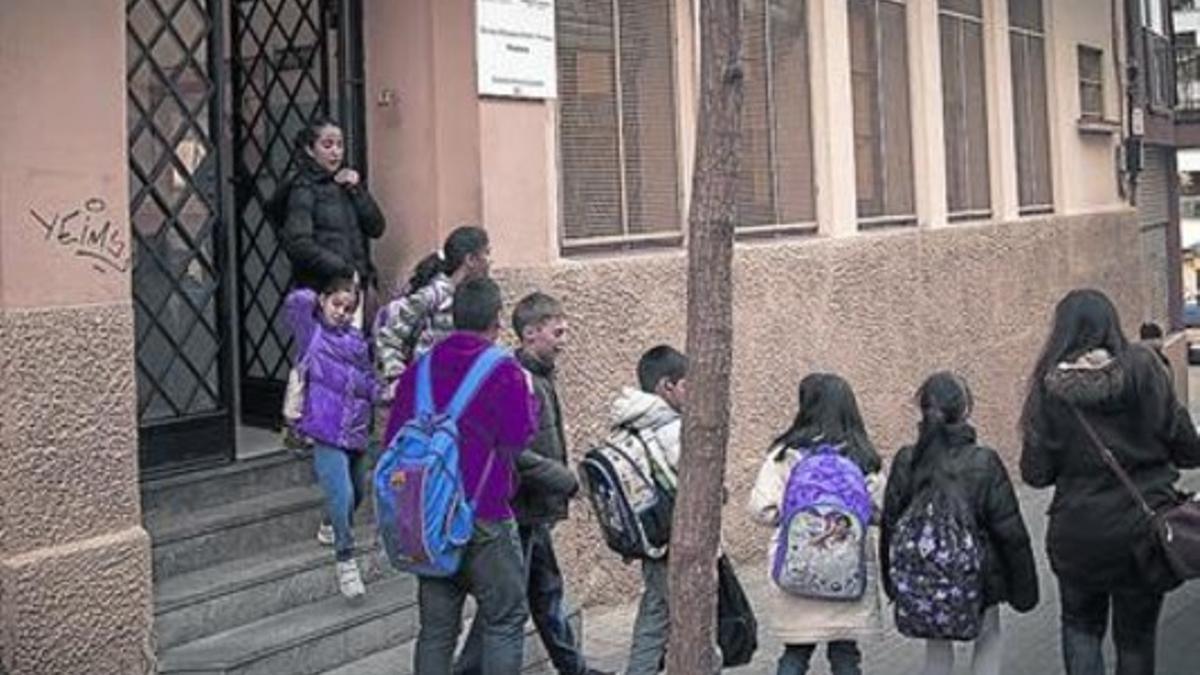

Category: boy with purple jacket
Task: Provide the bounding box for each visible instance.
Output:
[283,275,378,601]
[386,277,538,675]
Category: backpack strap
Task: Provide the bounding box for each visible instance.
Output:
[414,345,508,421]
[415,351,436,418]
[446,345,508,422]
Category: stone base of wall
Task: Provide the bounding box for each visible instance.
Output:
[496,209,1146,606]
[0,303,150,674]
[1,528,152,674]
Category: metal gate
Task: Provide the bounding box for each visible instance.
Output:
[128,0,364,472]
[128,0,233,472]
[231,0,365,427]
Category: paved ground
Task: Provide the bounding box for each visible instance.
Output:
[576,371,1200,674]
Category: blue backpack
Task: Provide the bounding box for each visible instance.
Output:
[373,345,506,577]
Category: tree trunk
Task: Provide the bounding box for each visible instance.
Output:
[666,0,743,673]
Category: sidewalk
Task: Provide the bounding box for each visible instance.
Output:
[580,472,1200,674]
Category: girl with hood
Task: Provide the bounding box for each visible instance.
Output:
[1020,289,1200,675]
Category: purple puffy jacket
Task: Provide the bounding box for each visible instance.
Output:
[285,288,378,451]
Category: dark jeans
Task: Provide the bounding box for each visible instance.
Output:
[1059,579,1164,675]
[456,523,586,675]
[777,641,861,675]
[416,519,529,675]
[311,444,369,562]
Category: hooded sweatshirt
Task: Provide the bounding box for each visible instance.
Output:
[385,332,539,523]
[1021,344,1200,588]
[610,387,682,474]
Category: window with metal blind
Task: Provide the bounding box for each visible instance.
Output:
[1010,0,1053,214]
[849,0,915,226]
[939,0,991,220]
[736,0,816,233]
[1077,45,1104,120]
[556,0,682,250]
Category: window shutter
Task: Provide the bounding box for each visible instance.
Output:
[1011,5,1053,214]
[850,0,915,222]
[617,0,680,235]
[556,0,680,246]
[557,1,623,241]
[767,0,816,225]
[940,7,990,219]
[738,0,778,227]
[879,0,915,218]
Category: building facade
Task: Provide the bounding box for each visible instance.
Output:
[0,0,1183,672]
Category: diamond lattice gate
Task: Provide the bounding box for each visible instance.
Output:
[128,0,364,472]
[128,0,234,472]
[231,0,364,427]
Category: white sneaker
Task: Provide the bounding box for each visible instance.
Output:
[336,560,365,600]
[317,523,335,546]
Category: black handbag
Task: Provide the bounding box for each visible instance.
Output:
[1071,406,1200,587]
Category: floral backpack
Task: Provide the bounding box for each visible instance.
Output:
[888,486,986,640]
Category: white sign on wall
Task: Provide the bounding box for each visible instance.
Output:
[476,0,557,99]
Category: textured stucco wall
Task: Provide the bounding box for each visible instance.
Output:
[494,210,1145,607]
[0,304,151,673]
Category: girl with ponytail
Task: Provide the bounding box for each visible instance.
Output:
[881,372,1038,675]
[374,226,490,399]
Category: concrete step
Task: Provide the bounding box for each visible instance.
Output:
[149,486,326,580]
[155,531,396,650]
[142,451,313,518]
[158,575,418,675]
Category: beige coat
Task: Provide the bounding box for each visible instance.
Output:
[746,447,885,645]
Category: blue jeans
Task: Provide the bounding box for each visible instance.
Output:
[1059,580,1164,675]
[312,444,369,562]
[456,524,587,675]
[777,641,861,675]
[416,519,529,675]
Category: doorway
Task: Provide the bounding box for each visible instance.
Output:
[127,0,366,475]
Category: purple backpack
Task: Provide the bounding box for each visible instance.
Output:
[772,444,872,600]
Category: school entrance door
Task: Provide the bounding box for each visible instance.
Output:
[127,0,366,475]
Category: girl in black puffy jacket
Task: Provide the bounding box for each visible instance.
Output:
[1020,289,1200,675]
[882,372,1039,675]
[278,118,386,301]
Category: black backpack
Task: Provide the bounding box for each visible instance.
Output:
[717,554,758,667]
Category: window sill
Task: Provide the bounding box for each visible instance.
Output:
[734,222,818,241]
[1076,118,1121,135]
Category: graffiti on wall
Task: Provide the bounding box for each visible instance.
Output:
[29,197,130,275]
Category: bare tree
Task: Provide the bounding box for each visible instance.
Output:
[666,0,743,673]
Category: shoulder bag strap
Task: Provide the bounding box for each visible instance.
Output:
[1069,405,1156,520]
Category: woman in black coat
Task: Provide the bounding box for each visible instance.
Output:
[279,118,386,316]
[1020,289,1200,675]
[882,372,1038,675]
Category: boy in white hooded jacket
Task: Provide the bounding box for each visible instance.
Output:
[611,345,687,675]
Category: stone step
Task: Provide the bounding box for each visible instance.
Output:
[142,451,313,518]
[149,486,326,580]
[158,575,417,675]
[155,531,397,650]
